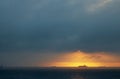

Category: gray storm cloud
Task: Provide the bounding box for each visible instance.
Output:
[0,0,120,53]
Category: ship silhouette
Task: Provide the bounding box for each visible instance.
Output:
[78,65,88,68]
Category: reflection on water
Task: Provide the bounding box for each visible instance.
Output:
[0,69,120,79]
[71,74,85,79]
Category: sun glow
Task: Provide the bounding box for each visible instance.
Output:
[50,62,101,67]
[44,51,120,67]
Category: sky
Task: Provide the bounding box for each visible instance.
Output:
[0,0,120,67]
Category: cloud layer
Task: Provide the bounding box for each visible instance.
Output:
[0,0,120,53]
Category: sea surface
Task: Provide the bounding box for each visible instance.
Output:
[0,68,120,79]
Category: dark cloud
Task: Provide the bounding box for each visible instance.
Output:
[0,0,120,53]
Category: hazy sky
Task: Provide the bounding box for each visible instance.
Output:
[0,0,120,67]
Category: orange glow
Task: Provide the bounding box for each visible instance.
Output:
[49,62,101,67]
[44,51,120,67]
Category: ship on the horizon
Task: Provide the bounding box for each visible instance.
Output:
[78,65,88,68]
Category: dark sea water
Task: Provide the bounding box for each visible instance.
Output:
[0,68,120,79]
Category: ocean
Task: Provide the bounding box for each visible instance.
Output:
[0,68,120,79]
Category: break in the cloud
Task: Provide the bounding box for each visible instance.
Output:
[0,0,120,53]
[87,0,113,12]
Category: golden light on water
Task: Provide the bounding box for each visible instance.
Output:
[38,51,120,67]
